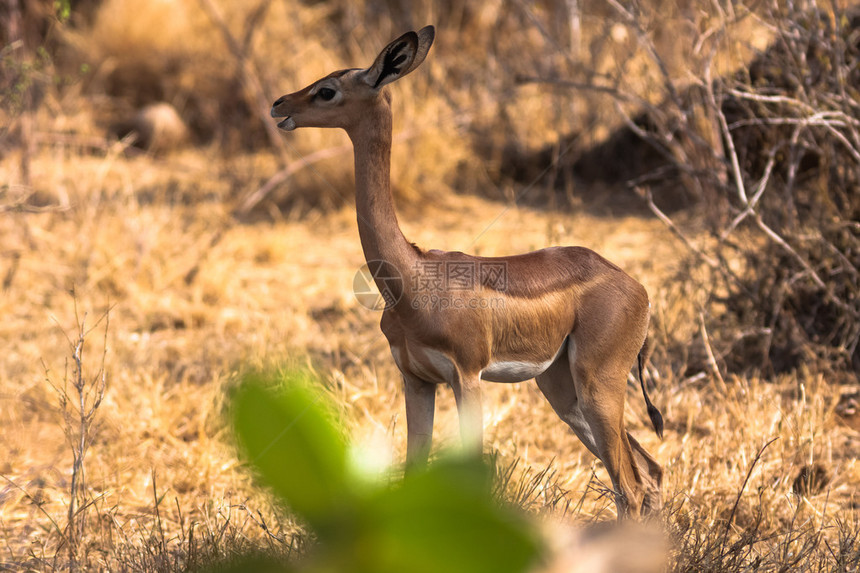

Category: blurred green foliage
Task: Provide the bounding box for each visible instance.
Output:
[54,0,71,22]
[224,371,543,573]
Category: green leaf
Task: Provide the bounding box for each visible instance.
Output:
[232,372,352,527]
[340,456,543,573]
[232,373,542,573]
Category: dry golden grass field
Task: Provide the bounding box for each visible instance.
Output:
[2,0,859,571]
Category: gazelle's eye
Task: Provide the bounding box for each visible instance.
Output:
[317,87,337,101]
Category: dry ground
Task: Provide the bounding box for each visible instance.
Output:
[1,142,859,570]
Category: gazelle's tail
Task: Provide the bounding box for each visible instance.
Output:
[637,337,664,438]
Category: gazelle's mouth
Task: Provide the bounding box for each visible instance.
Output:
[277,116,296,131]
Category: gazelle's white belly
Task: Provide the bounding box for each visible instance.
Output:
[390,338,568,384]
[481,339,568,383]
[480,360,554,383]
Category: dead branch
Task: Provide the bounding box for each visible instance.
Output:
[197,0,286,160]
[635,186,720,269]
[234,143,353,216]
[699,312,728,395]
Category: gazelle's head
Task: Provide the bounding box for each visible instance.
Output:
[271,26,435,132]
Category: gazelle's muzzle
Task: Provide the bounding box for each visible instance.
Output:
[270,98,297,131]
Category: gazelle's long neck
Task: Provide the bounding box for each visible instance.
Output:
[347,98,418,277]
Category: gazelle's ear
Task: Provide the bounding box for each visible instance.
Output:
[361,26,435,90]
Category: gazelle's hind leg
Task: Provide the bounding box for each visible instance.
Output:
[571,288,663,517]
[535,343,602,459]
[536,335,663,518]
[627,432,663,513]
[537,345,642,517]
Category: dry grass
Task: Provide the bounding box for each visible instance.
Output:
[4,147,859,571]
[2,0,859,571]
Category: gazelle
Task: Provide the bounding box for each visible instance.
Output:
[271,26,664,517]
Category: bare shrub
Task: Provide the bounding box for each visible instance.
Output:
[521,0,860,378]
[44,300,110,571]
[692,2,859,377]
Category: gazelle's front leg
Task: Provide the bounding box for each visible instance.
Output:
[451,374,483,455]
[403,373,436,470]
